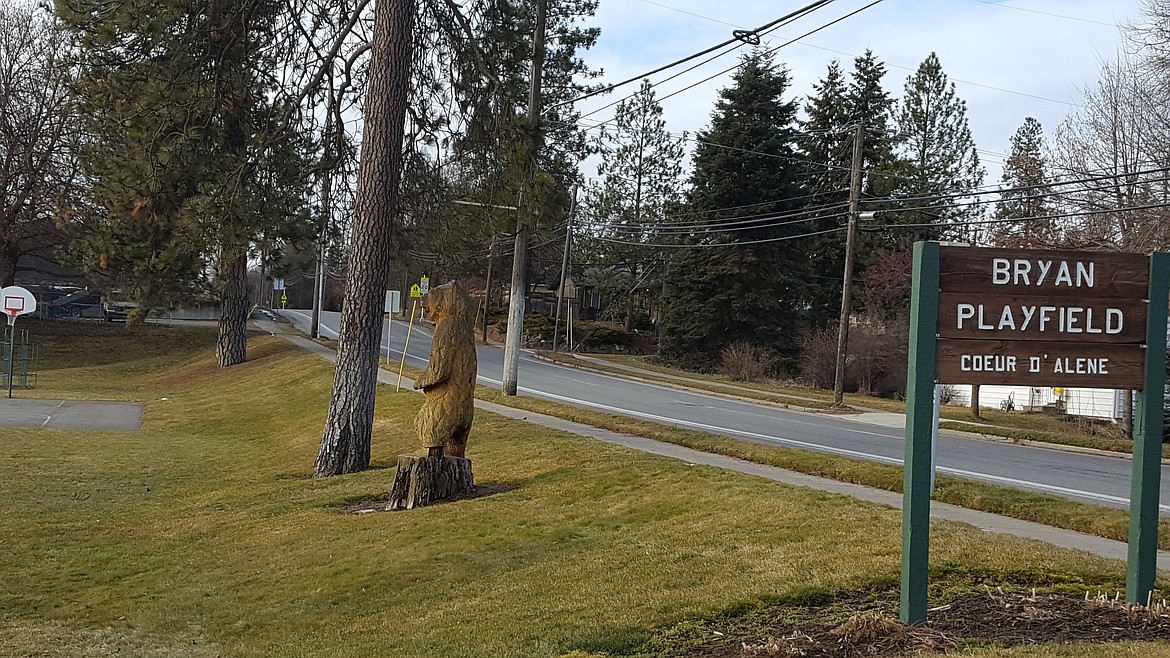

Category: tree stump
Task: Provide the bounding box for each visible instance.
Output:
[387,449,474,510]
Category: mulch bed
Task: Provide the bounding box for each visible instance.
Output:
[681,589,1170,657]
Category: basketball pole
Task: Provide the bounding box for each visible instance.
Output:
[6,315,15,399]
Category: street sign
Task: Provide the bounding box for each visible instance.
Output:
[273,278,285,291]
[420,276,430,296]
[410,284,422,298]
[1,286,36,326]
[934,247,1150,388]
[280,293,288,309]
[385,290,402,314]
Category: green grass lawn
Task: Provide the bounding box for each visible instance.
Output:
[0,322,1165,657]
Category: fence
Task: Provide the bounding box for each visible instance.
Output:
[2,327,38,389]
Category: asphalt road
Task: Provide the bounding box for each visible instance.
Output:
[280,308,1169,516]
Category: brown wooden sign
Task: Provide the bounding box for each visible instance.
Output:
[936,293,1147,343]
[936,339,1145,388]
[938,247,1149,298]
[936,246,1150,389]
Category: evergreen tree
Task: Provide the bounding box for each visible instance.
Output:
[847,50,901,200]
[437,0,599,260]
[315,0,416,477]
[893,52,984,242]
[797,51,902,326]
[57,0,309,365]
[585,79,685,331]
[659,50,806,371]
[797,60,851,327]
[993,117,1055,247]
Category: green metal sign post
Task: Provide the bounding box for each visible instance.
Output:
[903,243,1167,625]
[1127,252,1168,603]
[902,241,939,625]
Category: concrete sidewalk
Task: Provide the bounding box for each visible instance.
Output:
[255,318,1169,573]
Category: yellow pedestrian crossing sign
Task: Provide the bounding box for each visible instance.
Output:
[410,284,422,298]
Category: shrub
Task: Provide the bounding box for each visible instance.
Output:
[798,327,840,389]
[719,341,777,382]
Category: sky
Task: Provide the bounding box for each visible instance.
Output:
[573,0,1145,187]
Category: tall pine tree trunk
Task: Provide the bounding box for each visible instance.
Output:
[315,0,415,477]
[217,248,249,367]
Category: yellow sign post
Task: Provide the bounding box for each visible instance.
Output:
[396,300,418,392]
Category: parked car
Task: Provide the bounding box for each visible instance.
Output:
[43,289,103,319]
[104,302,136,323]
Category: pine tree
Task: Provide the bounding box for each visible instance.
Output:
[797,60,851,327]
[993,117,1055,247]
[894,52,984,242]
[848,50,901,200]
[57,0,309,364]
[659,50,806,371]
[315,0,416,477]
[586,79,685,331]
[797,51,903,326]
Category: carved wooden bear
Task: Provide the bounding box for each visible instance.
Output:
[413,282,477,458]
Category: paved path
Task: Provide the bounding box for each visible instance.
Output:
[0,399,143,430]
[255,318,1170,573]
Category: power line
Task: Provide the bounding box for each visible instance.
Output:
[867,201,1170,231]
[965,0,1118,28]
[594,198,1170,249]
[577,201,850,234]
[569,0,885,139]
[653,0,887,107]
[860,165,1170,206]
[554,0,840,109]
[591,225,846,248]
[603,0,1091,124]
[860,173,1170,219]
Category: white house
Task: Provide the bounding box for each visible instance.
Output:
[946,384,1123,420]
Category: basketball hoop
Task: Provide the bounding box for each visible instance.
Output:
[1,286,36,326]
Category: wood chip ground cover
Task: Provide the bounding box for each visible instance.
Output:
[655,588,1170,657]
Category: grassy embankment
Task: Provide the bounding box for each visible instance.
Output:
[0,319,1164,657]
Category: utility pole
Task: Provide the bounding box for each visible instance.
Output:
[482,236,494,343]
[311,169,331,339]
[553,186,577,351]
[502,0,547,396]
[257,245,266,309]
[833,122,865,407]
[312,97,336,339]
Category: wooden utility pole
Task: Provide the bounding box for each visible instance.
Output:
[502,0,547,395]
[312,97,338,340]
[482,236,494,343]
[552,186,576,351]
[311,168,332,339]
[833,122,865,407]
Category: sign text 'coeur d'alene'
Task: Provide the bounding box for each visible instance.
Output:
[935,247,1150,389]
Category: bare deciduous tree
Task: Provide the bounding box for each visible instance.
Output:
[0,1,77,286]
